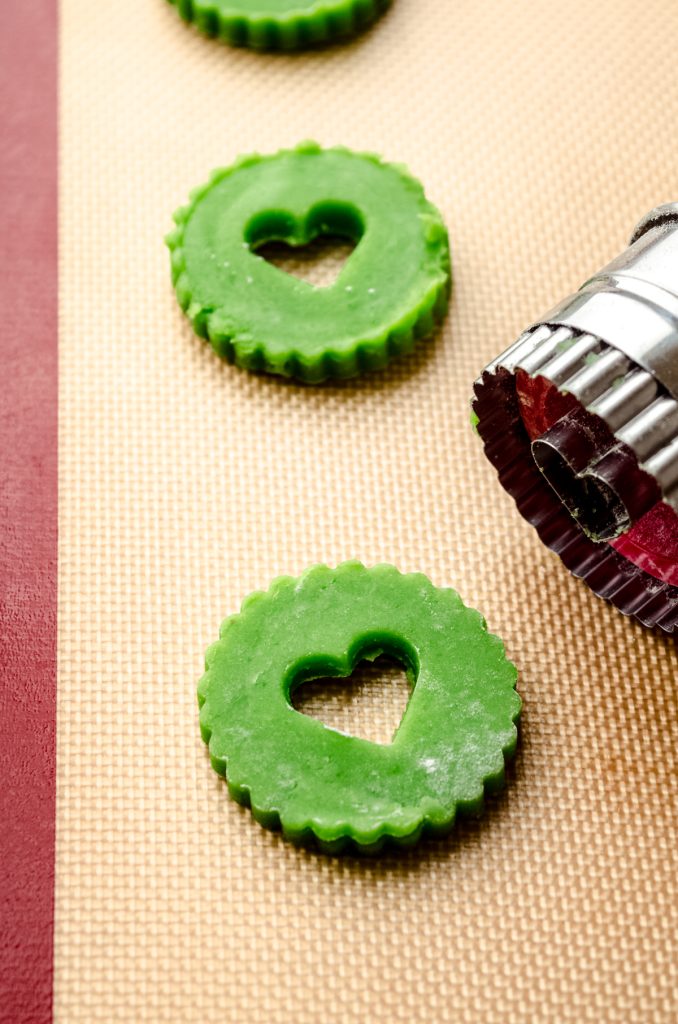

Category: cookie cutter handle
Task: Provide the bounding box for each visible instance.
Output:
[537,203,678,398]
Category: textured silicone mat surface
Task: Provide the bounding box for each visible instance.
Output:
[58,1,678,1021]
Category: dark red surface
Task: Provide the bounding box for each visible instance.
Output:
[515,369,577,440]
[611,502,678,586]
[0,2,58,1022]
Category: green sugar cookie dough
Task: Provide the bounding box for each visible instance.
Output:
[167,0,391,50]
[167,143,451,383]
[198,562,520,854]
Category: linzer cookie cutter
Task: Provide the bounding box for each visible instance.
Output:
[473,204,678,632]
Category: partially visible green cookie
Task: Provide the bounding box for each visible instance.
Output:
[198,562,520,854]
[167,0,391,50]
[167,143,451,383]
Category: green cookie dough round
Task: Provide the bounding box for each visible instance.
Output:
[167,0,391,50]
[198,562,520,854]
[166,143,451,383]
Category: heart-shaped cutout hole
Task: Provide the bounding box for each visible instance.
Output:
[291,654,413,745]
[254,235,357,288]
[245,201,364,289]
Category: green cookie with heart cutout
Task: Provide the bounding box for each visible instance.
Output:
[166,143,451,383]
[198,562,520,854]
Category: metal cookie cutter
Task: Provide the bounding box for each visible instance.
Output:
[473,204,678,632]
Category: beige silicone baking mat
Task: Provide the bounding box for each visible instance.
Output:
[58,1,678,1020]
